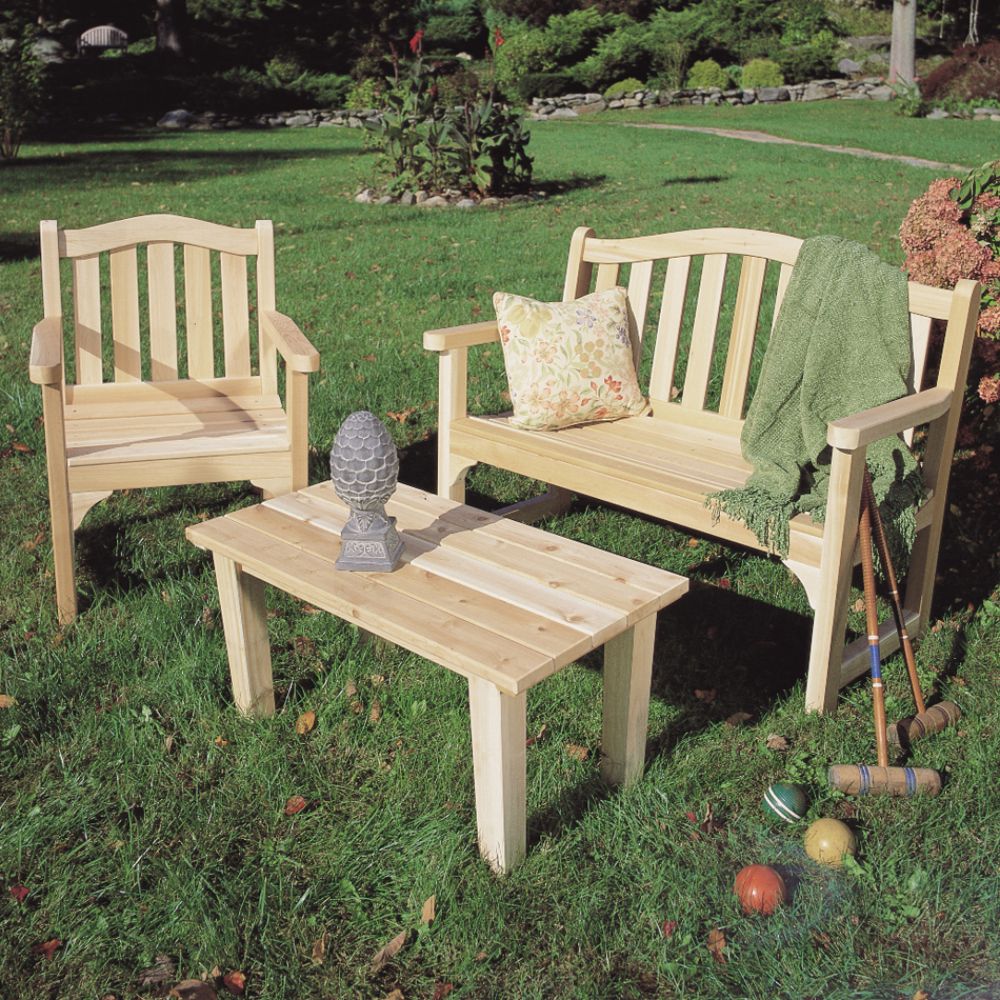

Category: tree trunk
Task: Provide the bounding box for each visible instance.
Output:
[966,0,980,45]
[156,0,187,58]
[889,0,916,85]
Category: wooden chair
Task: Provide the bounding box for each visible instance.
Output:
[425,227,981,714]
[29,214,320,623]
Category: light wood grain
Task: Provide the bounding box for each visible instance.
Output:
[427,226,981,716]
[30,215,318,620]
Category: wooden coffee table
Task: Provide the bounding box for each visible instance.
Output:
[186,481,687,872]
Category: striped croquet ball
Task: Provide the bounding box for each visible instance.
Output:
[804,818,857,868]
[762,782,808,824]
[734,864,788,915]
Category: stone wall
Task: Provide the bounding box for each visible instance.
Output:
[530,77,896,120]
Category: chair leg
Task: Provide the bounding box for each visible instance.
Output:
[49,483,77,625]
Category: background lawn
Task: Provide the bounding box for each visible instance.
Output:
[0,110,998,1000]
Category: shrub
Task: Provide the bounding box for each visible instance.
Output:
[571,20,651,91]
[425,9,486,55]
[517,72,578,102]
[265,54,306,88]
[921,41,1000,103]
[493,26,553,87]
[725,64,743,88]
[0,23,44,159]
[741,58,784,89]
[604,78,645,99]
[775,29,840,83]
[346,77,387,111]
[686,58,727,90]
[295,72,352,108]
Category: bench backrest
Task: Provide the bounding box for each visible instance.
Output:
[78,25,128,52]
[562,226,973,438]
[40,215,279,392]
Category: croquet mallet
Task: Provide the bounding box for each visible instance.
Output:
[827,486,941,797]
[860,469,961,747]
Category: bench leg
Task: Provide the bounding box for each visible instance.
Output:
[601,615,656,787]
[468,676,526,873]
[213,552,275,715]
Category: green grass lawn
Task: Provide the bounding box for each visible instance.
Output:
[610,100,997,170]
[0,109,998,999]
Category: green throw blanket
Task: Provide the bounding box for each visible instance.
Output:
[709,235,924,565]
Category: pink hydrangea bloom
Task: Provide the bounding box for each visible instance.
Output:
[978,374,1000,404]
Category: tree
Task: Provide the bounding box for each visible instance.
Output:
[156,0,187,58]
[889,0,916,84]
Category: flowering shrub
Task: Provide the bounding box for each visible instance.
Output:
[901,161,1000,407]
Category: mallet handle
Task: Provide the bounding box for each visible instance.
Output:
[862,469,926,714]
[859,499,890,768]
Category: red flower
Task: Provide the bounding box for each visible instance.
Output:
[409,29,424,55]
[494,26,505,48]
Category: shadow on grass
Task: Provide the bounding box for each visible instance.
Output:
[662,174,729,186]
[0,234,37,263]
[534,174,608,196]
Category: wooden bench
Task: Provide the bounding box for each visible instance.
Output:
[77,25,129,56]
[424,227,981,715]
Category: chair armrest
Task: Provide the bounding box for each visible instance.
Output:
[827,387,952,451]
[261,310,320,373]
[423,321,500,352]
[29,317,63,385]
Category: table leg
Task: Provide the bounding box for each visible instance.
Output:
[213,552,275,716]
[601,614,656,787]
[468,675,526,874]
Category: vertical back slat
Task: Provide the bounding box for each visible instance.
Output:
[562,227,594,301]
[255,221,277,394]
[904,313,934,447]
[773,262,794,330]
[648,256,691,404]
[594,263,620,293]
[183,245,215,380]
[221,252,251,377]
[681,254,727,410]
[147,242,179,381]
[625,259,654,371]
[110,247,141,382]
[719,255,767,419]
[73,255,103,384]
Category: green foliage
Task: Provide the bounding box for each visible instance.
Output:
[424,5,486,55]
[741,57,784,89]
[891,80,927,118]
[295,72,352,109]
[365,58,532,195]
[493,25,553,86]
[516,71,578,102]
[346,77,387,111]
[0,22,44,160]
[604,77,646,99]
[571,20,652,91]
[775,28,840,83]
[264,54,306,89]
[686,58,727,90]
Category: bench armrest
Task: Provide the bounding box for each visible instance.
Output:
[262,310,320,373]
[827,386,952,451]
[29,317,63,385]
[423,321,500,352]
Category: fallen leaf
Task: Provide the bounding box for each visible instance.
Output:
[350,700,364,715]
[361,353,377,362]
[295,711,316,735]
[370,929,408,974]
[138,954,176,987]
[685,811,698,823]
[386,407,416,424]
[693,688,717,704]
[9,884,28,903]
[311,930,328,965]
[687,537,699,548]
[852,598,866,613]
[164,735,176,753]
[812,931,832,951]
[168,981,217,1000]
[369,673,385,687]
[300,602,321,615]
[293,636,316,657]
[725,712,752,727]
[11,442,32,454]
[0,694,16,709]
[22,530,46,552]
[912,992,931,1000]
[284,795,308,816]
[432,984,455,999]
[765,734,790,751]
[525,723,548,748]
[475,951,487,961]
[718,577,731,590]
[706,928,727,965]
[421,894,436,926]
[214,736,229,748]
[369,699,382,724]
[384,991,405,1000]
[222,970,246,996]
[32,938,62,960]
[345,679,358,697]
[565,743,589,762]
[661,919,677,939]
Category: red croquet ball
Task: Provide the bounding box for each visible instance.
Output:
[733,864,788,915]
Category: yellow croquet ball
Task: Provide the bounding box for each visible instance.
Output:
[804,818,857,868]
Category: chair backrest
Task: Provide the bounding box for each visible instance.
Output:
[40,214,278,392]
[562,227,978,440]
[78,25,129,53]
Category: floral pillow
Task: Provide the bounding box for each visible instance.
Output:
[492,286,649,431]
